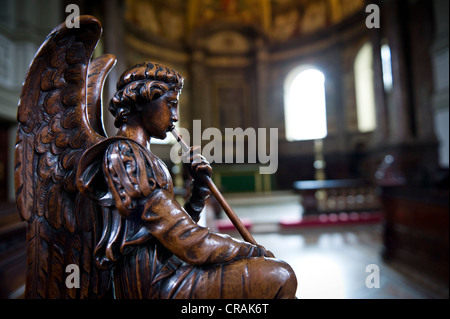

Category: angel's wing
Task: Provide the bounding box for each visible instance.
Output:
[14,15,116,299]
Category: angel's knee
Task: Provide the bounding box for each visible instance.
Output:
[265,258,297,298]
[247,257,297,299]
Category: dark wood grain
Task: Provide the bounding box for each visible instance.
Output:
[16,15,297,299]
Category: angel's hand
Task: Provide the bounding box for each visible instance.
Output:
[181,146,212,221]
[257,245,275,258]
[181,146,212,185]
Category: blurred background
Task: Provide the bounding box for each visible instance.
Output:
[0,0,448,299]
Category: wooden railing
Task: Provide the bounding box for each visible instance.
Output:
[293,179,381,215]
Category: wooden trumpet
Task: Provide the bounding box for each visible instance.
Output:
[170,126,258,246]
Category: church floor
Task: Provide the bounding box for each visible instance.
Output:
[206,192,449,299]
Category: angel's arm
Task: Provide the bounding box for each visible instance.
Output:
[103,140,265,266]
[183,180,210,223]
[141,189,266,266]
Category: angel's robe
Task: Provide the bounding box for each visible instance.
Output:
[78,137,297,299]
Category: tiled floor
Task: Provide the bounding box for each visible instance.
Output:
[205,192,449,299]
[253,229,432,299]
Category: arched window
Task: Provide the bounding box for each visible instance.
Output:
[354,42,376,132]
[284,67,327,141]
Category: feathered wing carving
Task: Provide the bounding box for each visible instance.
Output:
[14,16,117,299]
[86,54,116,138]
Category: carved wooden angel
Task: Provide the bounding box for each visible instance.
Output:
[15,16,297,299]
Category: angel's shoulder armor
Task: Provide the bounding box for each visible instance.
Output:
[77,137,173,217]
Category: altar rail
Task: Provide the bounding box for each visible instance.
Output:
[293,179,381,215]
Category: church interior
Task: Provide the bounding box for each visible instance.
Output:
[0,0,448,299]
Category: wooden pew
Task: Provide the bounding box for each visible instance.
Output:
[0,202,26,299]
[379,185,449,291]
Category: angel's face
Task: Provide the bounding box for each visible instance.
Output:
[141,89,179,140]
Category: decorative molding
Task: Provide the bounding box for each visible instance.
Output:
[126,35,189,64]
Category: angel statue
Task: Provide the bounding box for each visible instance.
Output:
[15,15,297,299]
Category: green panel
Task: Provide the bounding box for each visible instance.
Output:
[220,174,255,193]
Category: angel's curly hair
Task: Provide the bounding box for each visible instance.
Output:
[109,62,184,128]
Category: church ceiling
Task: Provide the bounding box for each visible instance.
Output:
[124,0,365,45]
